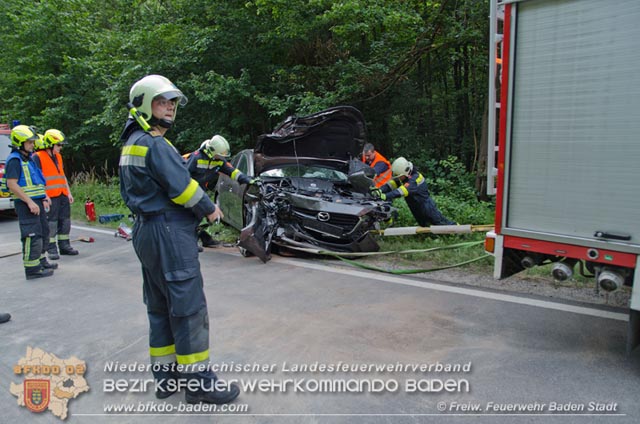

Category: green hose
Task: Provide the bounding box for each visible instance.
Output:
[288,240,491,275]
[331,253,491,275]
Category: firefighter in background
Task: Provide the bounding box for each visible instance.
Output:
[32,134,54,268]
[361,143,392,188]
[184,135,256,247]
[372,157,456,226]
[3,125,56,279]
[119,74,239,404]
[33,129,78,259]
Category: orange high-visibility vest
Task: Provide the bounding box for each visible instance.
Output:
[362,151,392,188]
[36,150,69,197]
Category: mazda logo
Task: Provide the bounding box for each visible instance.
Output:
[317,212,330,222]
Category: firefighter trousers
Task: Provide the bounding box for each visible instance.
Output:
[407,196,455,227]
[132,211,210,370]
[15,198,48,275]
[47,194,71,250]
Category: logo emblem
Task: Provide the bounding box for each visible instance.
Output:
[317,212,330,222]
[24,380,50,413]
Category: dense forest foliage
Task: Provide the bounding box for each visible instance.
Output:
[0,0,489,194]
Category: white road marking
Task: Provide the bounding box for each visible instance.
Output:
[72,224,118,236]
[271,257,629,322]
[76,222,628,322]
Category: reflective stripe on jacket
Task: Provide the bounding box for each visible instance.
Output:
[5,151,47,199]
[362,151,391,188]
[35,150,69,197]
[185,149,250,189]
[382,170,428,201]
[119,125,215,219]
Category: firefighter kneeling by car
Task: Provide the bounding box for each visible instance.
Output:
[183,135,259,248]
[371,157,455,227]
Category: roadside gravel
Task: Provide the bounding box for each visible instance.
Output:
[320,255,631,310]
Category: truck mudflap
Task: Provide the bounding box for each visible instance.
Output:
[628,310,640,355]
[628,260,640,354]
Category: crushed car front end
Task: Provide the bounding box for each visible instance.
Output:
[235,106,395,261]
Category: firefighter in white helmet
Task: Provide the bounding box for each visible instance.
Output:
[183,134,258,247]
[119,74,239,405]
[371,157,455,226]
[186,135,255,189]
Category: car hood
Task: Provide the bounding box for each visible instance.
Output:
[253,106,366,175]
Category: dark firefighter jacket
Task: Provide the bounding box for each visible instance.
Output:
[184,149,251,190]
[381,168,454,226]
[118,119,215,219]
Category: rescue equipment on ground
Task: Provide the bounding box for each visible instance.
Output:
[75,236,95,243]
[372,224,494,236]
[0,235,94,258]
[115,223,132,241]
[85,198,96,222]
[98,213,125,224]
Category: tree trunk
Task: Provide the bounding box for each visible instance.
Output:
[475,99,489,201]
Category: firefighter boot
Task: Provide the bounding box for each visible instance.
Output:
[185,371,240,405]
[26,268,54,280]
[48,242,60,260]
[0,313,10,324]
[199,231,221,248]
[59,240,79,256]
[153,364,181,399]
[40,257,59,270]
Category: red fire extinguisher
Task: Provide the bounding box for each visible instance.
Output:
[85,198,96,222]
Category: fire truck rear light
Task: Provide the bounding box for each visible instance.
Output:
[484,236,495,254]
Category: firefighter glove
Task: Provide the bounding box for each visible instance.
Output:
[369,187,386,200]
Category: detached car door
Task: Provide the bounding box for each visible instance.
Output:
[215,150,253,230]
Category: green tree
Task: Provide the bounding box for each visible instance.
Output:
[0,0,490,196]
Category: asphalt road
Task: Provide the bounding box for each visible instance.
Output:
[0,213,639,424]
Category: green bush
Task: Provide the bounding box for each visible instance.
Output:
[70,172,128,225]
[386,156,495,227]
[423,155,477,201]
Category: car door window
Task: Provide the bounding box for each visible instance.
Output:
[235,155,248,174]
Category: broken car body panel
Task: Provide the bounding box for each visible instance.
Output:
[216,106,395,261]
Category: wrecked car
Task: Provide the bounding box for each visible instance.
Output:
[214,106,395,262]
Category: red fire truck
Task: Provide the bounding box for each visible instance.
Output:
[485,0,640,352]
[0,123,15,211]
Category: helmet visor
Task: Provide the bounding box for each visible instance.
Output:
[160,90,188,106]
[213,153,231,160]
